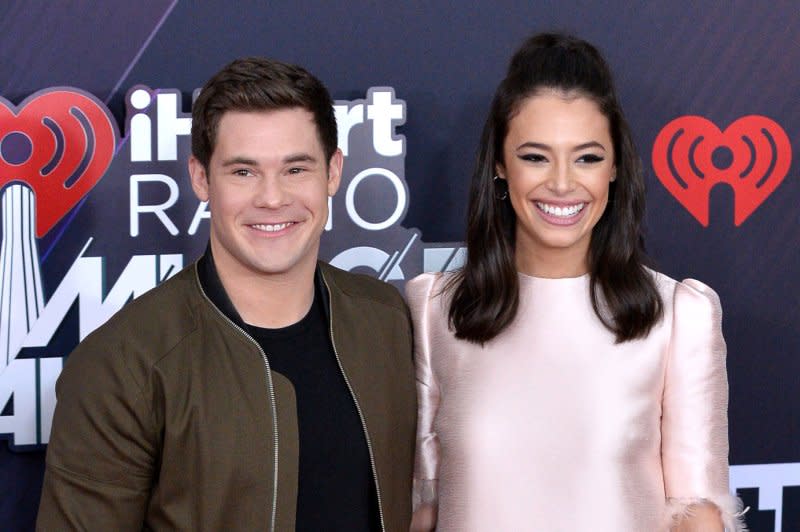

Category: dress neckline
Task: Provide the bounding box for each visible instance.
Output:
[517,271,590,283]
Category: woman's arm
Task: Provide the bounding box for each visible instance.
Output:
[661,279,745,531]
[406,274,443,532]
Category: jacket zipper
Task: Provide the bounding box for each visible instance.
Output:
[195,269,279,532]
[321,273,386,532]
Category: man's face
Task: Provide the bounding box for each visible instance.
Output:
[189,108,342,284]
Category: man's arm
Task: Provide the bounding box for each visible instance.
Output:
[37,332,159,531]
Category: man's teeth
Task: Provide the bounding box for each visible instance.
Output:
[536,202,585,217]
[253,222,292,232]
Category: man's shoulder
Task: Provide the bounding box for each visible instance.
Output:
[58,262,209,397]
[111,262,200,323]
[75,263,204,358]
[318,262,406,313]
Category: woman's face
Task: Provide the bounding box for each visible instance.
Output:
[497,91,615,277]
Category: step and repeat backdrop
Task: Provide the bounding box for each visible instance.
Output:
[0,1,797,530]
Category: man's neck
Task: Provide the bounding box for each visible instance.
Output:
[212,252,317,329]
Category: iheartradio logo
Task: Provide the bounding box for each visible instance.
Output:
[0,89,117,237]
[652,116,791,226]
[0,88,117,373]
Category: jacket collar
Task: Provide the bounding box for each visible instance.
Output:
[196,245,332,327]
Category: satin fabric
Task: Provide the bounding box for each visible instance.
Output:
[407,271,744,531]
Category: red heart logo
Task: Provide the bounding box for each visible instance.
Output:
[0,89,117,237]
[652,115,791,226]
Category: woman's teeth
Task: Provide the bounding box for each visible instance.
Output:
[536,202,585,217]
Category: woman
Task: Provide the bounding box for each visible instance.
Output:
[406,33,745,531]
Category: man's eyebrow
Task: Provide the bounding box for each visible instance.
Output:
[220,156,258,167]
[283,153,318,164]
[219,153,319,167]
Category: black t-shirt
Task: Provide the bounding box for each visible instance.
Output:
[246,288,379,531]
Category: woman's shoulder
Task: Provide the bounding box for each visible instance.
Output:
[404,271,458,321]
[405,271,457,300]
[646,268,721,315]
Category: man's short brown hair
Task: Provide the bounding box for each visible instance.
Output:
[191,57,338,169]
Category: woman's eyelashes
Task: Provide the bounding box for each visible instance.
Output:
[517,152,605,164]
[519,153,548,163]
[576,153,605,164]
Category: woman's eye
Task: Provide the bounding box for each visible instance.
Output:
[577,154,605,164]
[520,153,547,163]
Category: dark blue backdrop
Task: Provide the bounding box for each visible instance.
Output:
[1,1,797,530]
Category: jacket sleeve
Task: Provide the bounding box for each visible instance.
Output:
[405,274,441,531]
[36,331,159,531]
[661,279,745,531]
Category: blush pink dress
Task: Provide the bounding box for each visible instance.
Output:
[406,271,745,531]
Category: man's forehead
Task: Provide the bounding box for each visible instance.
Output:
[216,107,316,130]
[212,108,325,161]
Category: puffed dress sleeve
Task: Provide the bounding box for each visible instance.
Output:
[405,274,441,531]
[661,279,746,531]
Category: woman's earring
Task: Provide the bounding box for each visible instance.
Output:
[493,175,508,200]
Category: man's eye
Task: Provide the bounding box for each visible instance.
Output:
[233,168,253,176]
[288,167,305,175]
[577,154,605,164]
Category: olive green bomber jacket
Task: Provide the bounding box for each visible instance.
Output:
[37,259,417,531]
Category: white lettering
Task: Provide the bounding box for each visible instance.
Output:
[367,89,405,156]
[129,88,153,162]
[24,244,183,346]
[345,168,407,230]
[0,359,36,445]
[156,92,191,161]
[187,201,210,236]
[0,357,63,446]
[423,246,467,272]
[38,357,61,444]
[325,196,333,231]
[730,462,800,532]
[130,174,180,237]
[334,103,364,157]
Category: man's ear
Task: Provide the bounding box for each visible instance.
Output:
[188,156,210,202]
[327,148,343,196]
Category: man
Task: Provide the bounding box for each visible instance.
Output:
[37,58,417,531]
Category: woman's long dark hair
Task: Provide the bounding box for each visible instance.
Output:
[448,33,663,344]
